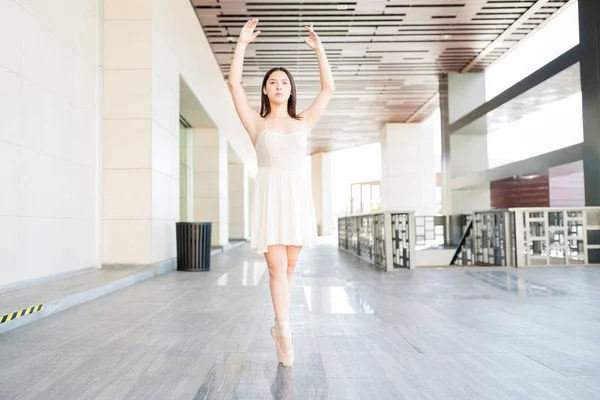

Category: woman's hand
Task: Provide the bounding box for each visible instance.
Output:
[303,23,324,52]
[238,18,261,45]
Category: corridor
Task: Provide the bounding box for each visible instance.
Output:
[1,241,600,399]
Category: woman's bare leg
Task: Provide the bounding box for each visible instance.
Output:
[265,245,292,352]
[286,245,303,299]
[265,245,289,323]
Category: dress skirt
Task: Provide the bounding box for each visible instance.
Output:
[250,166,318,254]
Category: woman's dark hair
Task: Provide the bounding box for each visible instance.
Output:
[260,67,301,120]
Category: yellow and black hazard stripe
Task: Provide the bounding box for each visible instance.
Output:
[0,303,44,325]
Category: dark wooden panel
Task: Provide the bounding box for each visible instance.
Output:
[490,175,550,208]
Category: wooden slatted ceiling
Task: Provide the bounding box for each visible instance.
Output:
[191,0,570,154]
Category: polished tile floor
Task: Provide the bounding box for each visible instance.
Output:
[1,239,600,399]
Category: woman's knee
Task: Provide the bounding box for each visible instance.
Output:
[285,246,302,278]
[265,246,287,278]
[268,263,286,279]
[286,258,297,278]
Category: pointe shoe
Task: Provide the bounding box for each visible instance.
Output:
[270,321,294,367]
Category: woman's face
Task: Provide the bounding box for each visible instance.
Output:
[263,70,292,105]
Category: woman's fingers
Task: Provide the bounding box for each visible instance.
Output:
[305,24,318,38]
[245,18,258,28]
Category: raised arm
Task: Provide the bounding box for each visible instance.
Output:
[299,23,335,129]
[227,19,262,144]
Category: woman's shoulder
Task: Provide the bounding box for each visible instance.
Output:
[295,115,312,133]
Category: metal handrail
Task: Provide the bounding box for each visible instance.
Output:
[450,219,473,265]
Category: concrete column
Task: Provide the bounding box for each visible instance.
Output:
[228,162,249,240]
[247,175,255,239]
[578,0,600,205]
[179,126,194,222]
[440,72,490,214]
[380,116,437,214]
[102,1,179,267]
[311,152,333,236]
[193,129,228,247]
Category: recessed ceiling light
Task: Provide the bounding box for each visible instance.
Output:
[337,4,348,10]
[443,34,452,39]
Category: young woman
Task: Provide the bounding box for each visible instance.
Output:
[227,18,334,367]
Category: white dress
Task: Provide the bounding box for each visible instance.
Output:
[250,119,318,254]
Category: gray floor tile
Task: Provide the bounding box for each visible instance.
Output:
[1,240,599,399]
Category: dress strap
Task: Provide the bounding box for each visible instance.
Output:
[264,118,268,131]
[296,119,302,133]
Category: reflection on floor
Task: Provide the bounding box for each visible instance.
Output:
[466,270,570,297]
[1,240,600,399]
[217,260,268,287]
[303,286,375,315]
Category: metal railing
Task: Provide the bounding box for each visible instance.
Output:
[414,215,445,247]
[414,214,474,248]
[451,210,512,267]
[340,207,600,268]
[512,207,600,267]
[451,217,474,266]
[338,211,415,270]
[390,213,412,268]
[452,207,600,267]
[475,210,512,266]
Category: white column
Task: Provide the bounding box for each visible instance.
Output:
[247,174,255,240]
[193,128,228,247]
[447,72,490,214]
[179,127,194,222]
[380,116,437,214]
[102,0,179,267]
[228,162,249,240]
[311,152,333,236]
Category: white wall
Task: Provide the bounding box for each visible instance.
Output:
[330,143,381,216]
[179,126,194,222]
[193,129,228,247]
[447,72,490,214]
[102,0,180,267]
[380,115,437,215]
[151,0,262,248]
[311,153,333,235]
[152,0,256,174]
[228,163,248,239]
[103,0,257,261]
[549,160,585,207]
[0,0,261,284]
[0,0,100,286]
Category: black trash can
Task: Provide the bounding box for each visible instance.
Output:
[175,222,212,271]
